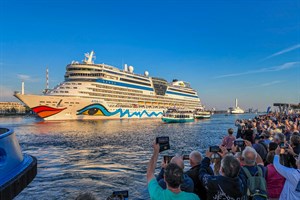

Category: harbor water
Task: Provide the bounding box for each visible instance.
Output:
[0,114,256,200]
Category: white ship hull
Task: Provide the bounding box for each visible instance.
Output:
[14,93,163,120]
[230,109,245,114]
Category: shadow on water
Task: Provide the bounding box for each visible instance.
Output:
[0,114,256,199]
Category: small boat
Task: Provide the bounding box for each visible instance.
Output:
[194,109,211,119]
[228,98,244,114]
[162,108,194,123]
[0,128,37,199]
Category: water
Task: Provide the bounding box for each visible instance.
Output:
[0,114,256,200]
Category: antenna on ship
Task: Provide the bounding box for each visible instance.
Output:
[235,98,238,108]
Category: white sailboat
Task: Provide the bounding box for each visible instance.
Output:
[228,98,244,114]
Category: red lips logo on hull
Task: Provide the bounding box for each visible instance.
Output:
[32,106,66,118]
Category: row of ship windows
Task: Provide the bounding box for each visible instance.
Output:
[52,91,69,93]
[67,74,151,86]
[59,87,77,89]
[95,79,194,96]
[119,78,151,86]
[63,82,82,85]
[40,101,80,104]
[91,84,143,94]
[80,92,199,106]
[90,88,148,98]
[169,88,196,95]
[89,86,199,103]
[67,67,150,82]
[68,73,104,77]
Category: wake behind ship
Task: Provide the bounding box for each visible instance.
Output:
[14,51,203,120]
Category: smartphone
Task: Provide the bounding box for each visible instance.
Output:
[183,155,190,160]
[163,155,173,164]
[279,142,285,148]
[234,140,245,147]
[156,136,170,152]
[112,190,129,200]
[209,146,221,153]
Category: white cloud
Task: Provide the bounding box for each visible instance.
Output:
[17,74,31,81]
[262,44,300,61]
[214,62,300,79]
[17,74,40,82]
[247,80,284,89]
[260,80,284,87]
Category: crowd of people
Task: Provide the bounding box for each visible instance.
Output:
[147,112,300,200]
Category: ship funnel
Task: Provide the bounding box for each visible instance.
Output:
[124,64,128,71]
[84,51,95,64]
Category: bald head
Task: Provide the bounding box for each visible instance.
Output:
[170,155,184,169]
[189,151,202,167]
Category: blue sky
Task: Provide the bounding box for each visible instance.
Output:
[0,0,299,111]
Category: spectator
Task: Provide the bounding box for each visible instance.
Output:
[199,150,247,200]
[147,141,199,200]
[186,151,213,199]
[269,142,278,152]
[282,134,300,168]
[242,124,255,144]
[273,146,300,200]
[265,151,285,199]
[211,156,222,175]
[240,146,266,176]
[240,146,268,199]
[273,133,285,145]
[253,136,268,162]
[157,155,194,192]
[235,119,244,138]
[221,128,236,150]
[234,152,244,166]
[273,133,291,167]
[290,134,300,155]
[261,131,272,145]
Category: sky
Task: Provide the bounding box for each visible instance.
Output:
[0,0,299,111]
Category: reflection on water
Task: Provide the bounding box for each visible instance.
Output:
[0,114,255,199]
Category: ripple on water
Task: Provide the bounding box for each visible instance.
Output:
[0,114,257,199]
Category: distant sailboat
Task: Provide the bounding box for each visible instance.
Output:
[228,98,244,114]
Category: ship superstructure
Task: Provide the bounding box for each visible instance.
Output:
[14,51,202,120]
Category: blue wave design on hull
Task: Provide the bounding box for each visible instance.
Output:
[77,104,163,118]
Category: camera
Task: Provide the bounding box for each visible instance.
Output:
[107,190,128,200]
[163,155,173,164]
[156,136,170,152]
[234,139,245,147]
[209,146,221,153]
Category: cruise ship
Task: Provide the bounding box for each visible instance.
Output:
[14,51,203,120]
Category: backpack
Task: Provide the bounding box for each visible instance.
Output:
[242,166,268,200]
